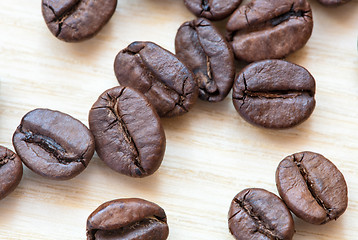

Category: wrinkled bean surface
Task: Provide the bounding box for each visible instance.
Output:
[232,60,316,129]
[228,188,294,240]
[0,145,23,200]
[42,0,117,42]
[87,198,169,240]
[89,86,166,177]
[276,151,348,224]
[226,0,313,62]
[114,41,198,118]
[183,0,242,21]
[175,18,235,102]
[13,108,95,180]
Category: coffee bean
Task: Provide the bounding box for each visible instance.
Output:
[42,0,117,42]
[228,188,294,240]
[88,86,166,177]
[87,198,169,240]
[317,0,351,6]
[0,146,23,200]
[12,108,95,180]
[183,0,242,21]
[226,0,313,62]
[232,59,316,129]
[114,41,198,118]
[276,151,348,225]
[175,18,235,102]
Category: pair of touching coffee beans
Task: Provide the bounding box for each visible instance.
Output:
[184,0,351,22]
[228,151,348,240]
[8,87,166,181]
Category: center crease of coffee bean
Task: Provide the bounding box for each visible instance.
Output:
[234,74,312,108]
[89,215,165,238]
[228,3,311,40]
[20,128,87,167]
[293,154,332,221]
[125,49,190,114]
[230,191,282,240]
[100,90,145,175]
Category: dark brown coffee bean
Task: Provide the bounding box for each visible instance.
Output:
[114,41,198,118]
[42,0,117,42]
[12,108,95,180]
[232,60,316,129]
[228,188,294,240]
[317,0,351,6]
[226,0,313,62]
[87,198,169,240]
[183,0,242,21]
[0,146,23,200]
[276,151,348,225]
[175,18,235,102]
[88,86,166,177]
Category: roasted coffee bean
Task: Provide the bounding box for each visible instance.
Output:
[226,0,313,62]
[0,146,23,200]
[232,59,316,129]
[114,41,198,118]
[13,108,95,180]
[183,0,242,21]
[317,0,351,6]
[175,18,235,102]
[228,188,294,240]
[88,86,166,177]
[276,151,348,225]
[87,198,169,240]
[42,0,117,42]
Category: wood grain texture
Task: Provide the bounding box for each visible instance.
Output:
[0,0,358,239]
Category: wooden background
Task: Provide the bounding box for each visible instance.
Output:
[0,0,358,239]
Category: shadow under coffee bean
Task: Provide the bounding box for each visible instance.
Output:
[276,151,348,225]
[114,41,198,118]
[226,0,313,62]
[228,188,295,240]
[175,18,235,102]
[12,108,95,180]
[89,86,166,178]
[42,0,117,42]
[86,198,169,240]
[232,59,316,129]
[0,145,23,200]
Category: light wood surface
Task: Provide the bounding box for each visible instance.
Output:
[1,0,358,239]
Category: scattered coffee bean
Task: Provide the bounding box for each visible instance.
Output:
[232,59,316,129]
[42,0,117,42]
[175,18,235,102]
[183,0,242,21]
[228,188,294,240]
[317,0,351,6]
[0,146,23,200]
[276,151,348,225]
[114,41,198,118]
[226,0,313,62]
[12,108,95,180]
[89,86,166,177]
[87,198,169,240]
